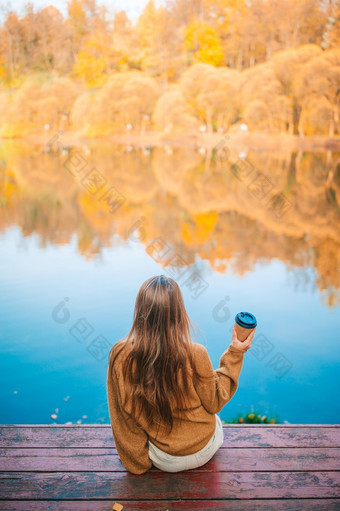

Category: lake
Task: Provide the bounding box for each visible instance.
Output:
[0,138,339,425]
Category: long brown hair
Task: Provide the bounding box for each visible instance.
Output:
[108,275,208,433]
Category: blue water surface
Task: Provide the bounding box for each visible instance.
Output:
[0,225,339,424]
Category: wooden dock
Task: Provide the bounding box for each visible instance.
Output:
[0,424,339,510]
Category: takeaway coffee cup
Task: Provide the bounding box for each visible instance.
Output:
[234,312,257,342]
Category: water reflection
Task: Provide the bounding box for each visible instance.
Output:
[0,139,339,306]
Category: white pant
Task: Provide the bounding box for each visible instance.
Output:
[147,414,224,472]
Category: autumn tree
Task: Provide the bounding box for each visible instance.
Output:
[166,0,206,25]
[20,5,72,73]
[295,48,340,135]
[133,1,182,85]
[203,0,250,68]
[153,88,198,132]
[70,71,134,134]
[237,61,292,133]
[184,20,224,66]
[270,45,321,134]
[111,11,135,71]
[180,62,216,127]
[70,71,159,134]
[66,0,111,54]
[209,0,328,69]
[0,3,72,81]
[328,0,340,48]
[1,75,79,136]
[72,35,108,87]
[197,67,241,131]
[122,75,160,133]
[0,9,26,81]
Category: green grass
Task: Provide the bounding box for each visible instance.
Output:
[222,408,283,424]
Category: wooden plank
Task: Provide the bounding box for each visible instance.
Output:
[1,500,340,510]
[1,447,339,472]
[2,424,338,427]
[0,471,339,499]
[222,427,340,448]
[1,426,339,448]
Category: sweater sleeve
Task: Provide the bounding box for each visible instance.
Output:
[193,343,245,414]
[106,366,153,475]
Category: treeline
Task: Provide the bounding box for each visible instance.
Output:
[0,0,339,81]
[0,0,339,137]
[0,45,339,137]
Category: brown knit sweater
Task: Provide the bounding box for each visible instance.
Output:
[106,340,245,474]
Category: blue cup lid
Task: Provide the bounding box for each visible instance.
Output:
[235,312,257,328]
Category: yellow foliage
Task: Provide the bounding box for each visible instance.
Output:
[77,227,100,260]
[67,0,87,27]
[181,211,218,244]
[185,21,224,67]
[77,191,107,226]
[0,169,18,205]
[194,211,218,230]
[72,38,108,88]
[0,57,5,82]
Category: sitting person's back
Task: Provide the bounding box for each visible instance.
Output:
[106,275,255,474]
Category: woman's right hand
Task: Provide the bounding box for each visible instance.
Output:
[231,327,256,353]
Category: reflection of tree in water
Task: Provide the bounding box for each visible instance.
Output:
[0,140,339,306]
[285,265,318,293]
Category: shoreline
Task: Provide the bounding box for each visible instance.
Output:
[1,131,340,151]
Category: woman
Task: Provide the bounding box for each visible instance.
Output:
[106,275,255,475]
